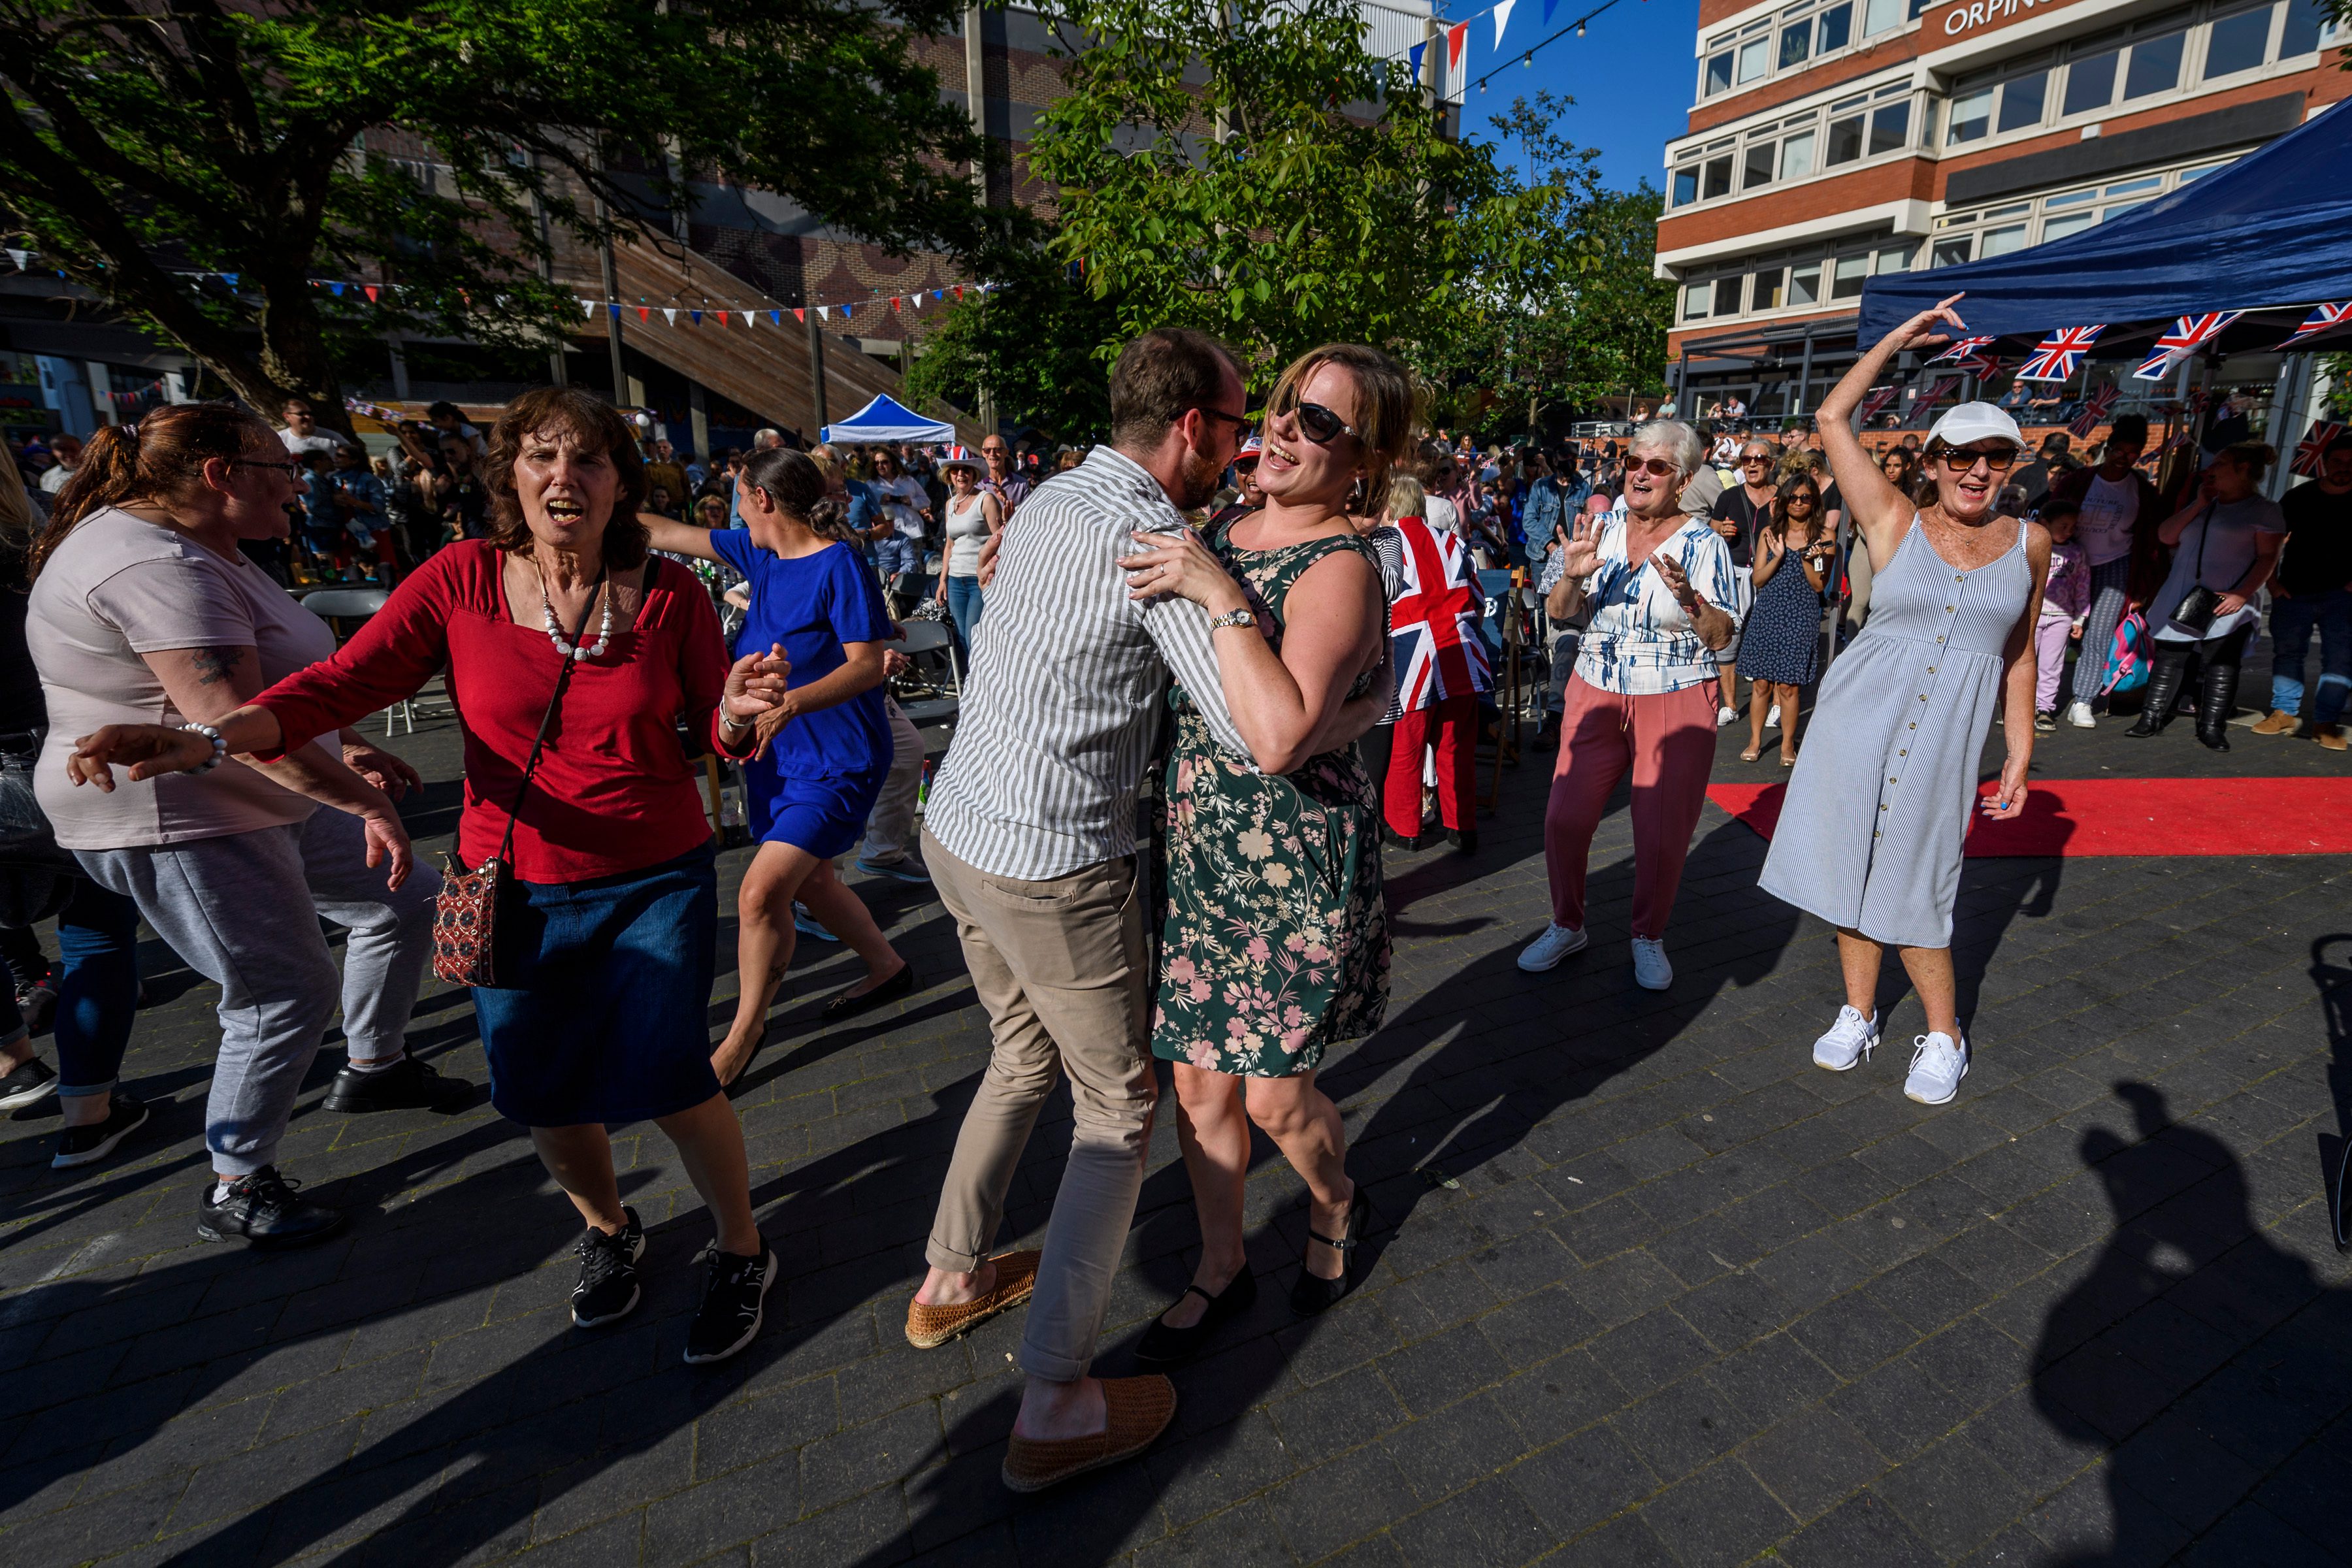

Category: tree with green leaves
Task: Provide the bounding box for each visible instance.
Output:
[904,255,1122,446]
[1434,93,1676,434]
[0,0,1012,432]
[1022,0,1501,376]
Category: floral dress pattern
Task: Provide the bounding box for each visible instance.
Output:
[1152,525,1390,1078]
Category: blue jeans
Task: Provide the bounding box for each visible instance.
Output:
[2268,588,2352,724]
[52,881,142,1098]
[945,574,983,660]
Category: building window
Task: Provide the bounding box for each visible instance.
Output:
[1981,223,2029,257]
[1703,154,1733,199]
[1831,254,1870,299]
[1673,167,1699,206]
[1706,50,1733,94]
[1780,129,1816,180]
[2202,3,2272,74]
[1927,159,2229,268]
[2063,48,2119,114]
[1752,267,1786,310]
[1737,33,1771,82]
[2281,0,2327,54]
[1699,0,1887,101]
[1932,235,1973,268]
[1714,276,1746,316]
[1868,100,1910,155]
[1684,283,1710,321]
[1998,70,2047,131]
[1948,87,1993,144]
[1876,243,1913,274]
[1744,140,1777,189]
[1862,0,1904,35]
[1667,78,1909,209]
[1790,264,1822,305]
[2123,29,2186,97]
[1815,3,1852,50]
[1780,18,1812,68]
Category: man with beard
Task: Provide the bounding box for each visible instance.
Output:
[909,328,1254,1492]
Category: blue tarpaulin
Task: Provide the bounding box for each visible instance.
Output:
[1857,97,2352,350]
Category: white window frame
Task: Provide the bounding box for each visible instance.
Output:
[1668,78,1916,212]
[1697,0,1915,103]
[1927,157,2233,263]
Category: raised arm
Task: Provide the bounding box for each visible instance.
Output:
[640,512,721,563]
[1818,293,1970,568]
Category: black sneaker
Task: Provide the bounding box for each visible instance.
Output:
[683,1240,777,1364]
[52,1092,150,1169]
[197,1166,344,1249]
[14,977,55,1034]
[0,1055,56,1110]
[571,1208,645,1328]
[321,1054,475,1115]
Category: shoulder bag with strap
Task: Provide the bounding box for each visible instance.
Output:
[430,573,605,988]
[2166,502,2221,638]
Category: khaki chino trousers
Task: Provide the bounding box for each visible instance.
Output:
[921,829,1157,1382]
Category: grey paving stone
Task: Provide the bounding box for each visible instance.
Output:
[1633,1457,1796,1568]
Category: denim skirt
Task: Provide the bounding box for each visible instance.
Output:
[470,843,719,1126]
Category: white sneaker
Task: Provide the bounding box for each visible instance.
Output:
[1631,937,1673,990]
[1765,704,1782,729]
[1811,1005,1880,1071]
[1903,1032,1970,1105]
[1716,706,1738,727]
[1517,922,1588,972]
[2064,700,2095,729]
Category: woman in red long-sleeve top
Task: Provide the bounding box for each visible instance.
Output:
[72,388,792,1365]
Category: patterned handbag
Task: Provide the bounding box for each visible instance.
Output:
[431,577,604,988]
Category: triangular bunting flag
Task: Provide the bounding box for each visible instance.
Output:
[793,308,805,323]
[690,310,702,325]
[1494,0,1517,48]
[4,250,27,271]
[892,297,902,313]
[221,272,239,288]
[843,303,853,318]
[1542,0,1558,22]
[608,304,621,319]
[330,282,346,297]
[818,306,830,319]
[955,285,965,301]
[364,286,378,302]
[583,299,597,318]
[770,310,782,325]
[1446,20,1468,71]
[638,306,650,322]
[1407,41,1428,81]
[716,310,728,325]
[663,308,677,325]
[932,289,943,302]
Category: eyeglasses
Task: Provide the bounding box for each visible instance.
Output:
[1626,457,1681,478]
[1937,446,2019,472]
[232,458,301,476]
[1787,493,1819,506]
[1192,406,1254,439]
[1740,454,1772,466]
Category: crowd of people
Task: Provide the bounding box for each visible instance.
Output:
[0,295,2344,1494]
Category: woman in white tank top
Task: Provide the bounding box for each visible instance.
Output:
[932,448,1003,658]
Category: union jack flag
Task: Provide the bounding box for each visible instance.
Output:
[1389,515,1490,710]
[1856,385,1902,425]
[2279,301,2352,350]
[2293,419,2347,478]
[1927,336,1997,367]
[2068,384,2121,439]
[2131,312,2244,381]
[1953,348,2007,379]
[1908,376,1963,425]
[2017,325,2104,382]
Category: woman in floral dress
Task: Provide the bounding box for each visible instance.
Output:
[1117,344,1414,1350]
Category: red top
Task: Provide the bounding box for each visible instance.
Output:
[255,540,747,883]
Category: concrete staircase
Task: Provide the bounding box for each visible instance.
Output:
[557,237,979,444]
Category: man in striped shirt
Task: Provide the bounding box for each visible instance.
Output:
[910,328,1254,1492]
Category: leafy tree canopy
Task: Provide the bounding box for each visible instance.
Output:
[0,0,1016,429]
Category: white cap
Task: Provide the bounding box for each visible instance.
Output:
[1925,402,2025,450]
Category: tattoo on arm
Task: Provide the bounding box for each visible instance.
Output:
[191,646,246,686]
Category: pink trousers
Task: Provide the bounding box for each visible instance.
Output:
[1544,676,1718,939]
[2034,611,2074,711]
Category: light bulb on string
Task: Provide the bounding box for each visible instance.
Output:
[1523,51,1533,67]
[1576,21,1586,35]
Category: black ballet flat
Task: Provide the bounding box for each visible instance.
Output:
[1135,1266,1257,1365]
[1380,825,1424,852]
[821,962,915,1020]
[1290,1188,1373,1317]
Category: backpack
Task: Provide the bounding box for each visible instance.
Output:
[2101,610,2150,696]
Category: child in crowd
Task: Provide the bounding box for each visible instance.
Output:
[2034,497,2091,731]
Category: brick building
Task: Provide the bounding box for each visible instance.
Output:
[1654,0,2349,417]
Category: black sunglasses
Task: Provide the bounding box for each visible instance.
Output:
[1192,406,1254,439]
[1277,400,1358,446]
[232,457,301,476]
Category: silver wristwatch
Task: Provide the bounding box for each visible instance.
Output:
[1208,607,1256,632]
[183,721,227,772]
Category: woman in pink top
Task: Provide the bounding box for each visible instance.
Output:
[72,388,796,1365]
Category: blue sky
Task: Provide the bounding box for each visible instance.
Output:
[1442,0,1703,193]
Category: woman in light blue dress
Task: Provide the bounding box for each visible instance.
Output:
[1759,295,2050,1106]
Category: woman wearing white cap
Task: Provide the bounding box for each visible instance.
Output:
[1759,295,2050,1105]
[933,446,1003,659]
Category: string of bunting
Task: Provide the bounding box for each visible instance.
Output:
[1,247,994,319]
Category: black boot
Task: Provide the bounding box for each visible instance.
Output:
[2195,655,2241,751]
[2125,647,2191,738]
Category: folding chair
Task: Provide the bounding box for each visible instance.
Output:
[894,620,963,730]
[299,587,425,736]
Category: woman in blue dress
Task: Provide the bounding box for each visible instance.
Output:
[645,449,911,1084]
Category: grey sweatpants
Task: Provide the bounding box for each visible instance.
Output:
[859,696,926,864]
[76,808,440,1176]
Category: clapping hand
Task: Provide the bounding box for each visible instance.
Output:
[1554,512,1602,581]
[1652,555,1704,613]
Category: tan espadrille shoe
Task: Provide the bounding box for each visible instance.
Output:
[1000,1374,1177,1494]
[2317,723,2347,753]
[904,1250,1041,1350]
[2251,709,2300,736]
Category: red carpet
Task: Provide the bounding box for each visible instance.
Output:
[1707,777,2352,857]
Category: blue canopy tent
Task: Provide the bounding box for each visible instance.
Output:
[819,394,956,447]
[1858,96,2352,353]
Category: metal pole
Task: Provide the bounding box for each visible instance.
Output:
[964,3,995,433]
[531,152,566,387]
[1794,327,1814,417]
[807,307,828,436]
[589,148,627,404]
